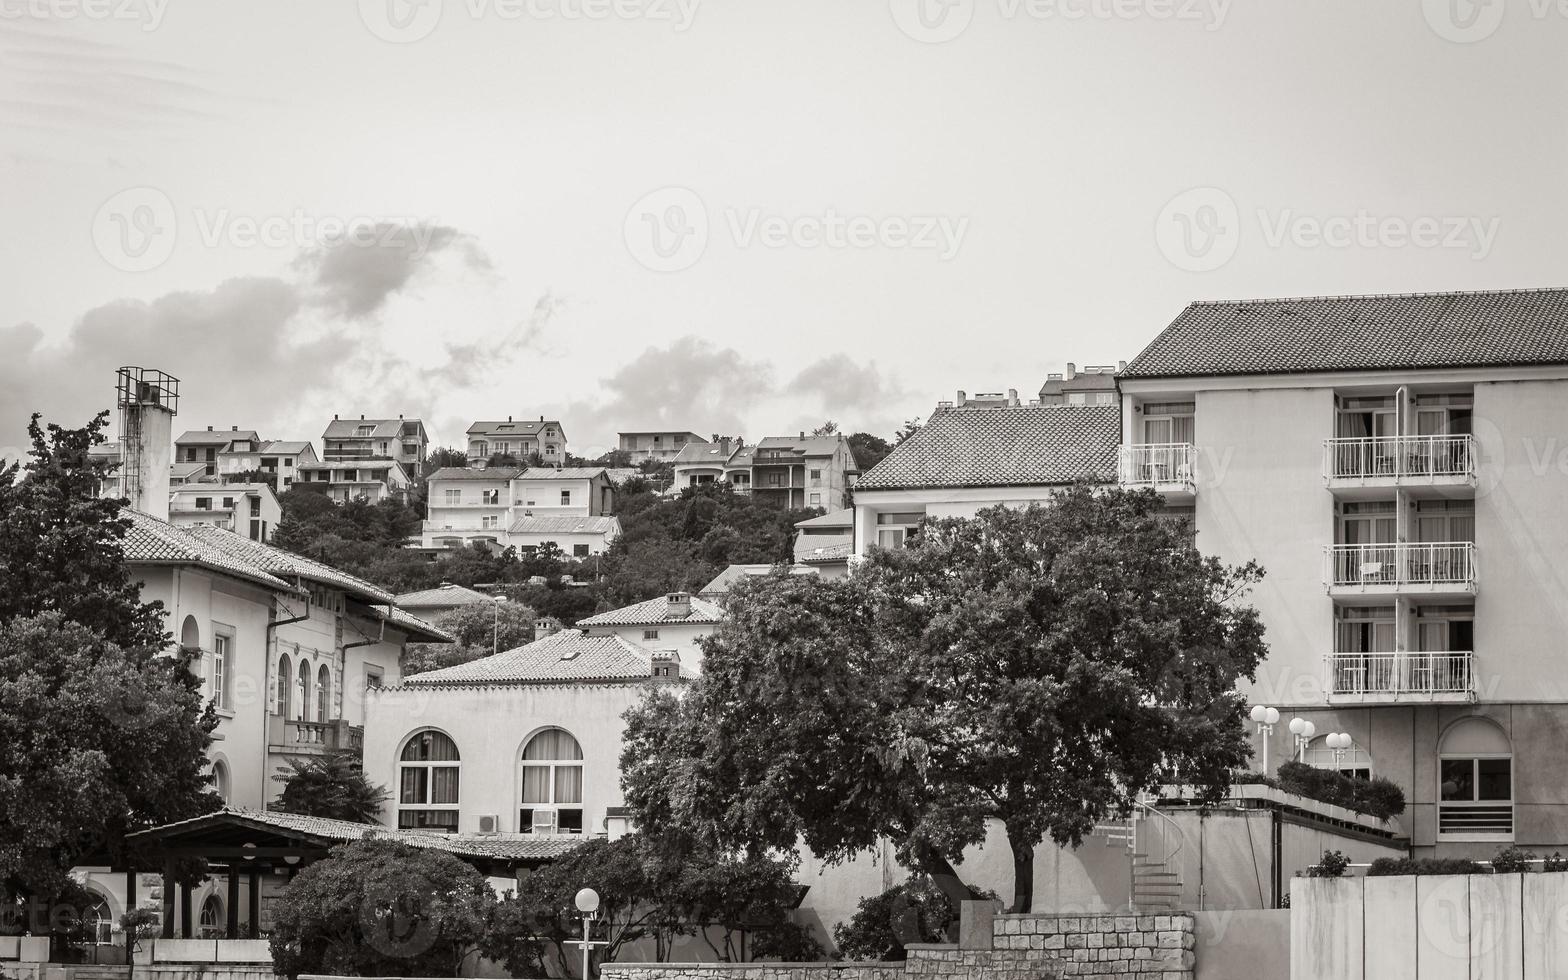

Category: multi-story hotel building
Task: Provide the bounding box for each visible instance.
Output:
[1118,288,1568,858]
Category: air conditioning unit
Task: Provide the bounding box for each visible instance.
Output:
[532,809,558,835]
[476,814,501,835]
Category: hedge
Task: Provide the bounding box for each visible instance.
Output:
[1275,761,1406,820]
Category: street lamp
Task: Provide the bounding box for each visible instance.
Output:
[571,888,606,980]
[1249,705,1280,773]
[1288,717,1317,763]
[1325,732,1353,770]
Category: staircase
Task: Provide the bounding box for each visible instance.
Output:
[1092,797,1189,912]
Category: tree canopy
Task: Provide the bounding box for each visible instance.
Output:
[402,600,538,675]
[621,487,1268,912]
[0,413,217,919]
[272,752,391,823]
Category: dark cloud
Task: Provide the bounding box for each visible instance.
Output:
[422,293,560,389]
[785,356,909,419]
[0,223,485,458]
[299,224,490,319]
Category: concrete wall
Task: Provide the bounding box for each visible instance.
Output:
[1291,872,1568,979]
[587,621,713,673]
[1192,910,1288,980]
[364,681,649,836]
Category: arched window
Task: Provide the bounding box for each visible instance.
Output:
[276,656,292,716]
[198,895,224,938]
[212,761,230,804]
[316,665,331,723]
[85,896,113,945]
[179,615,200,652]
[1439,718,1513,839]
[520,729,583,835]
[1304,735,1374,780]
[399,731,460,832]
[295,660,311,722]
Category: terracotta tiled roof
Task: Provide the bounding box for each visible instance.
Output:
[855,404,1119,491]
[1122,288,1568,379]
[795,509,853,530]
[795,536,852,564]
[467,420,561,436]
[508,515,620,536]
[181,524,395,603]
[577,594,725,627]
[322,419,414,439]
[371,605,456,644]
[122,510,297,592]
[699,564,820,595]
[403,630,690,686]
[427,467,523,482]
[394,584,499,609]
[260,440,313,454]
[128,807,584,861]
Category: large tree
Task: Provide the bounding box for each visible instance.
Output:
[622,486,1267,912]
[0,415,219,924]
[272,752,391,823]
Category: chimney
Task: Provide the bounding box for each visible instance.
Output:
[711,433,719,443]
[956,390,967,407]
[231,425,238,431]
[799,431,805,439]
[116,367,178,522]
[650,649,681,684]
[1007,388,1019,405]
[360,414,365,421]
[334,414,339,420]
[534,616,561,639]
[665,592,692,619]
[1065,363,1077,381]
[1117,360,1128,373]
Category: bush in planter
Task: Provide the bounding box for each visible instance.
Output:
[1276,761,1406,819]
[1368,857,1487,877]
[1228,770,1279,788]
[1546,852,1568,873]
[1308,850,1350,878]
[1492,847,1538,874]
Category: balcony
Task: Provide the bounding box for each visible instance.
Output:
[1323,435,1476,493]
[1325,542,1477,598]
[1118,443,1197,501]
[267,717,364,755]
[1324,651,1475,703]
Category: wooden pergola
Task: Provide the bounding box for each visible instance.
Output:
[119,809,582,938]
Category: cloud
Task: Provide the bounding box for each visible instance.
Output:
[421,292,561,389]
[0,223,493,459]
[785,356,909,423]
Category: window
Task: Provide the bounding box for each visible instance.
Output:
[399,731,461,832]
[222,497,235,509]
[1142,402,1196,446]
[199,895,224,938]
[1304,735,1373,781]
[365,667,384,691]
[643,629,660,641]
[560,490,571,506]
[445,489,462,505]
[1439,718,1513,839]
[295,660,310,722]
[810,493,822,507]
[520,728,583,834]
[196,497,212,510]
[356,425,375,437]
[403,442,419,457]
[482,516,499,530]
[482,489,500,505]
[875,512,924,550]
[546,443,558,455]
[249,497,261,516]
[85,897,113,945]
[211,634,230,710]
[212,760,230,803]
[473,441,489,458]
[316,664,330,723]
[573,544,590,558]
[275,656,291,716]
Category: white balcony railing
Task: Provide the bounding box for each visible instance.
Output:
[1118,443,1197,490]
[1324,651,1474,698]
[1323,434,1476,483]
[1326,542,1477,592]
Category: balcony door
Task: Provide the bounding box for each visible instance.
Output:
[1413,500,1475,583]
[1336,396,1398,476]
[1333,606,1394,694]
[1416,605,1474,693]
[1140,403,1194,484]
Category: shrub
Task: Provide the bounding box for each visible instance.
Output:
[1308,850,1350,878]
[833,879,974,961]
[1546,852,1568,873]
[1367,857,1487,877]
[1492,847,1537,874]
[1276,761,1406,820]
[1228,770,1279,788]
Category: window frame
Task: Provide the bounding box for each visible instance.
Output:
[398,730,462,833]
[519,728,584,835]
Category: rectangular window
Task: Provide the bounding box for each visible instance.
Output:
[875,512,924,550]
[212,634,230,710]
[445,489,462,505]
[249,497,262,516]
[365,667,383,691]
[810,493,822,506]
[574,544,590,558]
[250,519,264,541]
[482,489,500,505]
[560,490,571,506]
[222,497,235,509]
[643,629,660,641]
[810,469,823,484]
[482,516,499,529]
[195,497,211,510]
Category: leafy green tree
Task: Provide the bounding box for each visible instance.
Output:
[425,447,469,471]
[272,752,391,823]
[845,432,891,473]
[270,838,495,979]
[0,415,218,933]
[832,878,968,961]
[0,412,166,649]
[894,418,921,445]
[811,421,839,436]
[674,850,821,963]
[622,487,1267,912]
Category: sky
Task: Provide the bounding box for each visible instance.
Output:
[2,0,1566,459]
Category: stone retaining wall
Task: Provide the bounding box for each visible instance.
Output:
[602,907,1197,980]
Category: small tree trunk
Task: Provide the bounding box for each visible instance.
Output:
[1007,835,1036,914]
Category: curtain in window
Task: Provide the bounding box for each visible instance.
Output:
[430,767,460,805]
[522,765,551,804]
[402,731,460,761]
[554,765,583,805]
[316,666,331,722]
[524,729,583,761]
[400,768,426,805]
